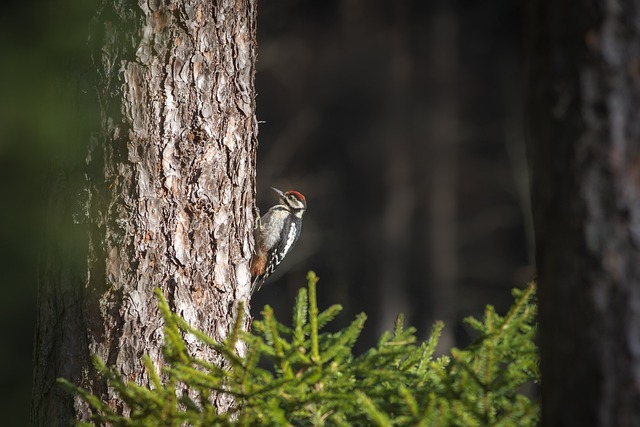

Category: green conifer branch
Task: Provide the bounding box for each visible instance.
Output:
[357,391,392,427]
[307,271,321,364]
[319,313,366,363]
[225,301,245,351]
[314,304,343,330]
[60,276,539,426]
[400,386,419,416]
[293,287,308,346]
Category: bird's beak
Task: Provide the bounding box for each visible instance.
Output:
[271,187,285,198]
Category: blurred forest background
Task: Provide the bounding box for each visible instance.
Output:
[0,0,528,424]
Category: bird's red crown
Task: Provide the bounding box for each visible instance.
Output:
[286,190,305,201]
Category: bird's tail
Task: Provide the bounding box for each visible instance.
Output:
[250,275,265,295]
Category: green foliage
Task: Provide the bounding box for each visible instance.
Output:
[59,273,539,426]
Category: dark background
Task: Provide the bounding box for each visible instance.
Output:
[0,0,528,424]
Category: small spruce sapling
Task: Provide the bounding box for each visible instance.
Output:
[59,272,539,426]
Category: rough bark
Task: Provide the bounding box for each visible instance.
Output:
[31,0,258,424]
[527,1,640,425]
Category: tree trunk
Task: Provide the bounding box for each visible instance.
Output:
[527,1,640,425]
[424,6,458,353]
[31,0,258,425]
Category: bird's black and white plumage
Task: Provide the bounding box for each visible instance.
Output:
[250,187,307,294]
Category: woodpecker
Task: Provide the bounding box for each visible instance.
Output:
[250,187,307,294]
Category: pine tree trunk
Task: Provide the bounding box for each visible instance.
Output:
[527,1,640,425]
[31,0,258,425]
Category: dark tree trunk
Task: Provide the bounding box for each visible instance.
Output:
[379,0,414,336]
[423,6,459,352]
[527,1,640,425]
[31,0,258,425]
